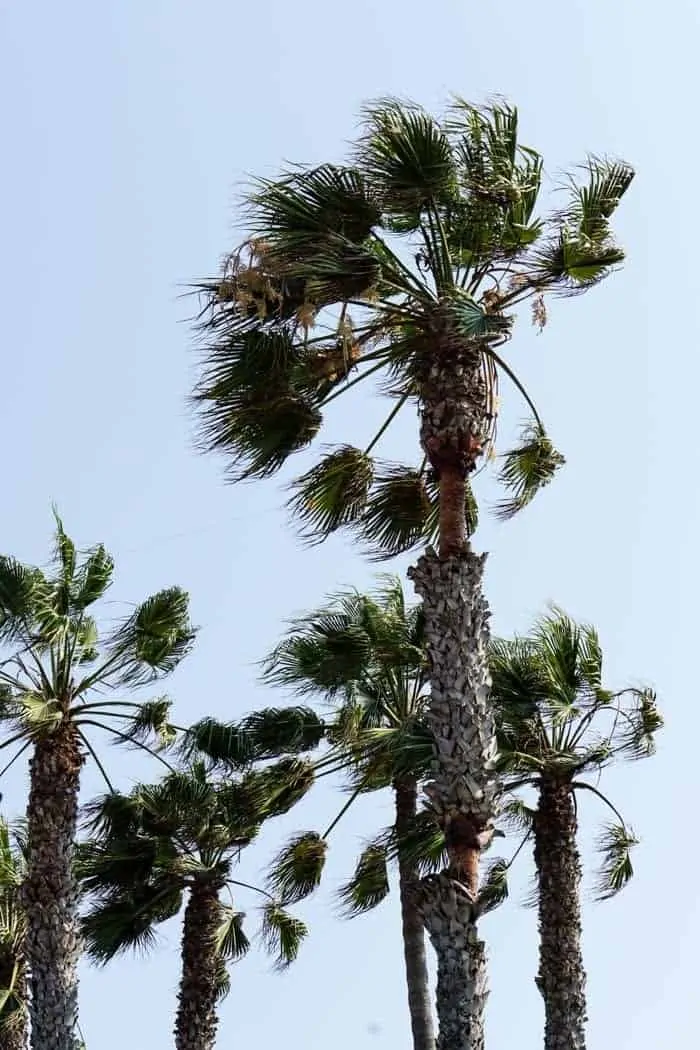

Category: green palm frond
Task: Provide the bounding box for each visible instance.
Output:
[338,842,390,916]
[594,823,638,901]
[499,798,536,834]
[184,707,326,768]
[117,698,176,750]
[0,558,44,642]
[495,424,565,520]
[249,164,381,259]
[71,545,115,610]
[107,588,195,686]
[288,446,374,540]
[563,157,635,243]
[260,902,307,969]
[247,758,316,819]
[617,688,663,759]
[267,832,327,904]
[81,879,183,963]
[357,465,478,559]
[214,904,250,963]
[528,233,625,295]
[16,693,63,735]
[476,858,510,915]
[387,810,447,875]
[264,620,372,697]
[359,98,457,237]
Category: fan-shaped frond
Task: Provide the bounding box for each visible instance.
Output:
[495,424,565,520]
[260,903,307,969]
[476,857,510,915]
[267,832,327,904]
[108,588,195,686]
[71,545,114,610]
[338,841,390,916]
[215,904,250,963]
[81,879,182,963]
[594,823,638,901]
[288,446,374,541]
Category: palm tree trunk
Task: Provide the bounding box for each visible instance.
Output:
[0,952,29,1050]
[394,777,436,1050]
[534,776,586,1050]
[174,879,222,1050]
[410,339,497,1050]
[22,721,83,1050]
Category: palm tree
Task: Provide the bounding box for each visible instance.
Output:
[78,758,315,1050]
[0,818,28,1050]
[191,96,633,1050]
[489,611,662,1050]
[262,578,438,1050]
[0,514,195,1050]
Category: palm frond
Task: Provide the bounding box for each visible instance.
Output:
[119,698,176,751]
[184,707,325,768]
[338,842,390,916]
[71,545,114,610]
[288,446,374,541]
[260,902,307,969]
[109,588,195,686]
[359,98,457,233]
[246,758,316,819]
[81,880,182,963]
[0,558,42,641]
[527,232,625,295]
[495,424,565,520]
[267,832,327,904]
[388,811,447,875]
[618,688,663,759]
[594,823,638,901]
[564,158,635,243]
[476,857,509,915]
[214,904,250,962]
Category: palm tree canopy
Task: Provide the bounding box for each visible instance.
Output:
[78,759,313,974]
[489,609,662,899]
[0,512,195,783]
[192,98,633,555]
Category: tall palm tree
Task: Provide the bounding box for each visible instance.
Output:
[191,96,633,1050]
[0,514,195,1050]
[78,758,316,1050]
[0,818,28,1050]
[489,611,662,1050]
[262,578,438,1050]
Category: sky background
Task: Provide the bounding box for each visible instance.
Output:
[1,1,698,1047]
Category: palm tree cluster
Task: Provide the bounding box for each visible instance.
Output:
[0,95,661,1050]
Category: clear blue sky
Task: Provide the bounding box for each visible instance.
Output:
[1,1,697,1047]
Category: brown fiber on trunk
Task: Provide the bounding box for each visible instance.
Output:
[534,777,587,1050]
[394,777,436,1050]
[22,717,83,1050]
[438,468,467,559]
[174,879,223,1050]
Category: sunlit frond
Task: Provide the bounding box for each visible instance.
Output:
[495,424,565,520]
[267,832,327,904]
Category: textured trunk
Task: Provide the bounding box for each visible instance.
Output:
[0,950,29,1050]
[174,880,222,1050]
[411,331,498,1050]
[534,777,587,1050]
[410,552,496,1050]
[394,778,436,1050]
[22,720,83,1050]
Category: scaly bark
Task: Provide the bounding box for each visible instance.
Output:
[410,551,497,1050]
[534,777,587,1050]
[22,719,84,1050]
[411,324,498,1050]
[174,879,222,1050]
[395,777,436,1050]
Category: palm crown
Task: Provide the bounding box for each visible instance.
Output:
[78,758,317,976]
[0,512,195,774]
[489,610,662,899]
[192,98,633,556]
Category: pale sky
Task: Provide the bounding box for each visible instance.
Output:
[1,2,698,1048]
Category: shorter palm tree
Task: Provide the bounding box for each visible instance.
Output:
[78,757,317,1050]
[0,817,28,1050]
[0,512,195,1050]
[489,611,662,1050]
[261,578,439,1050]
